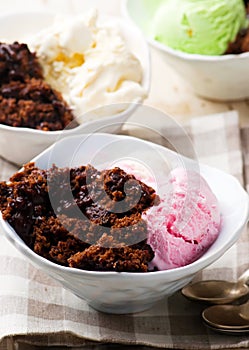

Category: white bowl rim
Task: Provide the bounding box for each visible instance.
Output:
[122,0,249,62]
[0,102,141,136]
[0,10,151,135]
[1,133,249,280]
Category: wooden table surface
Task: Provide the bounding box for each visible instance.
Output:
[1,1,248,349]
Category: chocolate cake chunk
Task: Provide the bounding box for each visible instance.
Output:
[226,0,249,55]
[0,42,76,131]
[0,78,75,130]
[33,216,89,265]
[0,162,157,272]
[226,27,249,54]
[0,163,52,246]
[68,242,154,273]
[0,42,43,83]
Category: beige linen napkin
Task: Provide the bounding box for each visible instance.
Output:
[0,110,248,350]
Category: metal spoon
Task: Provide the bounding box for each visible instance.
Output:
[202,300,249,331]
[181,269,249,304]
[204,323,249,335]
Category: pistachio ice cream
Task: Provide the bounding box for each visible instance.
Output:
[147,0,248,55]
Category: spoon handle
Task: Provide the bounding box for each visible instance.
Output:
[238,269,249,285]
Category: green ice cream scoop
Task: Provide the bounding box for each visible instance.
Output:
[149,0,248,55]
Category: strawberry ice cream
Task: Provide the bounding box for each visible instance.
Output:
[144,168,221,270]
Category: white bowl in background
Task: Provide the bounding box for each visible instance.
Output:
[122,0,249,102]
[1,133,248,314]
[0,11,150,165]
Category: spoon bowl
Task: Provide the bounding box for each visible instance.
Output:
[204,323,249,335]
[202,300,249,330]
[182,269,249,304]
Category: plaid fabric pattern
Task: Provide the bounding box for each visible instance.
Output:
[0,111,248,349]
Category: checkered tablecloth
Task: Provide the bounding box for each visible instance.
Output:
[0,110,248,350]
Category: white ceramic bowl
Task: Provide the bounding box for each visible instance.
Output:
[122,0,249,101]
[1,133,248,314]
[0,11,150,165]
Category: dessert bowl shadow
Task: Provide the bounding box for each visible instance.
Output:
[1,133,248,314]
[122,0,249,102]
[0,11,150,165]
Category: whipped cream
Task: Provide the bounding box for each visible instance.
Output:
[28,10,146,120]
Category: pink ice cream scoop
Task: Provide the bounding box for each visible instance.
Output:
[144,168,221,270]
